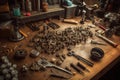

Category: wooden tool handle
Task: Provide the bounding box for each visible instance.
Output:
[96,33,118,47]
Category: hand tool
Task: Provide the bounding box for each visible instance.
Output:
[77,62,90,72]
[91,40,106,45]
[47,22,60,29]
[95,33,118,47]
[37,59,72,75]
[19,30,28,38]
[62,19,78,24]
[50,73,70,79]
[67,51,94,67]
[70,63,84,75]
[94,23,106,31]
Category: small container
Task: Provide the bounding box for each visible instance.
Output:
[13,7,21,16]
[90,47,104,61]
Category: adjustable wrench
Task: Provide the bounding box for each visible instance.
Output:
[67,51,94,67]
[37,59,72,75]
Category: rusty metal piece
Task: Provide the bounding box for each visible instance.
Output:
[21,64,29,72]
[56,60,62,66]
[14,49,27,60]
[57,54,64,62]
[29,26,93,54]
[65,66,71,71]
[50,58,57,64]
[30,63,41,71]
[30,49,40,58]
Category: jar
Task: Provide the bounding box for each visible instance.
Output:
[42,2,48,12]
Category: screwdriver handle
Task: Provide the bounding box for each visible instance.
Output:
[77,62,86,70]
[70,63,84,75]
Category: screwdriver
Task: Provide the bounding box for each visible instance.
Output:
[50,73,70,79]
[91,40,106,45]
[70,63,84,75]
[77,62,90,72]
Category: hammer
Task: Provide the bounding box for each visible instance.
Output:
[95,33,118,48]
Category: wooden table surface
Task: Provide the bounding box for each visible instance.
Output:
[0,17,120,80]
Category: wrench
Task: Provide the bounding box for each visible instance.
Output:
[67,51,94,67]
[37,59,72,75]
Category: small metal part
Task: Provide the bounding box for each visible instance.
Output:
[62,54,66,59]
[77,62,90,72]
[37,59,72,75]
[29,26,93,54]
[30,49,40,58]
[56,60,62,66]
[21,64,28,72]
[0,75,4,80]
[91,40,106,45]
[0,56,18,80]
[27,24,39,31]
[47,22,60,29]
[59,55,64,62]
[14,49,27,60]
[67,51,94,67]
[30,62,41,71]
[70,63,84,75]
[65,66,71,71]
[5,73,11,79]
[50,58,56,64]
[56,54,65,62]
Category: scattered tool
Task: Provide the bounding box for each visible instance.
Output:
[37,59,72,75]
[94,23,106,31]
[27,24,39,31]
[70,63,84,75]
[47,22,60,29]
[19,30,28,38]
[50,73,70,79]
[67,51,94,67]
[91,40,106,45]
[77,62,90,72]
[62,19,78,24]
[95,33,118,47]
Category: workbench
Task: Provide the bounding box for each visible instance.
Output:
[0,17,120,80]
